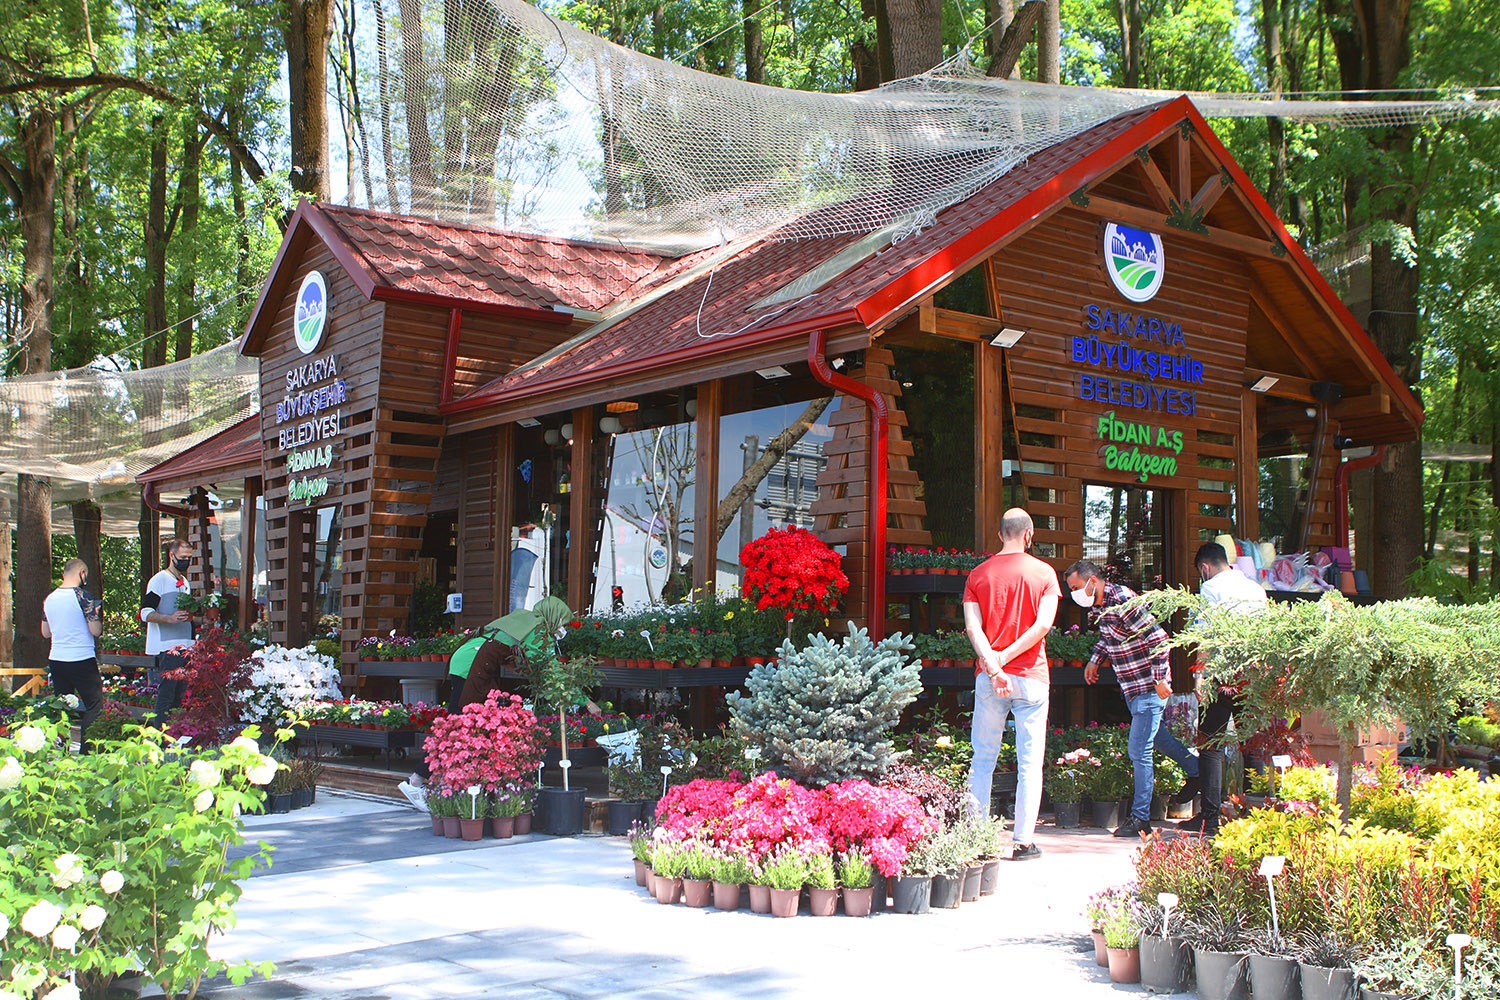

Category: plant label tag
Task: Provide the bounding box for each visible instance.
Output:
[1271,754,1292,769]
[558,759,572,770]
[1258,856,1286,878]
[1157,892,1179,908]
[660,765,673,775]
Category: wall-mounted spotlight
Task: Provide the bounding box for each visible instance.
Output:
[1249,376,1279,392]
[991,327,1027,349]
[543,429,562,445]
[560,422,575,440]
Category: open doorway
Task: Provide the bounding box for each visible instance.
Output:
[1082,483,1169,592]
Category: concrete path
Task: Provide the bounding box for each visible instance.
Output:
[204,792,1193,1000]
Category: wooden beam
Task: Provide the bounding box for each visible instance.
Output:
[1248,285,1323,378]
[1333,389,1392,420]
[1245,368,1319,403]
[693,380,722,594]
[1238,390,1259,538]
[240,477,260,635]
[1134,151,1176,212]
[976,341,1005,548]
[494,424,514,613]
[1079,196,1283,260]
[1190,169,1230,217]
[1175,130,1192,203]
[567,405,593,613]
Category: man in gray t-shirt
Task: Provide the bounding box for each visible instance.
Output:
[141,538,197,716]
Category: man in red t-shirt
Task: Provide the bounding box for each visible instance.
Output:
[962,508,1061,860]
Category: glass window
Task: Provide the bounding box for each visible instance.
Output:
[312,506,342,620]
[1082,483,1167,592]
[508,423,563,612]
[203,484,245,630]
[891,342,975,549]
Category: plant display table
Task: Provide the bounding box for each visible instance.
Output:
[304,724,421,769]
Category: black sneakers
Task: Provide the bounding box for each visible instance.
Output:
[1113,816,1152,838]
[1010,843,1042,861]
[1170,775,1201,804]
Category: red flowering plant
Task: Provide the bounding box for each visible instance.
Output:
[655,778,741,843]
[423,690,543,793]
[165,628,252,747]
[815,779,934,877]
[739,526,848,631]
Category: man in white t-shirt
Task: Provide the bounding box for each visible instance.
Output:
[1186,542,1268,836]
[141,538,197,716]
[42,558,105,733]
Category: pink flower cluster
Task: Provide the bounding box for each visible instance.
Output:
[654,773,934,878]
[423,690,544,793]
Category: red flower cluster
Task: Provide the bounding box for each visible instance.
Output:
[654,772,933,877]
[424,690,544,793]
[739,525,848,616]
[166,628,252,748]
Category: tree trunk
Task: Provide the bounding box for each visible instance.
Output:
[1261,0,1287,216]
[984,0,1016,77]
[0,493,11,666]
[397,0,437,211]
[286,0,333,200]
[1336,724,1355,822]
[175,120,202,362]
[853,0,882,90]
[743,0,765,84]
[71,500,102,590]
[882,0,943,79]
[374,0,400,210]
[15,476,51,671]
[1037,0,1060,83]
[1117,0,1141,87]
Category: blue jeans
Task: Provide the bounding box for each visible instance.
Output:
[968,672,1049,846]
[1125,692,1201,821]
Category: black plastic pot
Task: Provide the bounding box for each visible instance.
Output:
[1299,964,1356,1000]
[291,786,311,810]
[979,859,1002,895]
[1192,948,1249,1000]
[960,865,982,902]
[930,871,963,908]
[1140,935,1193,994]
[606,800,642,836]
[1249,955,1299,1000]
[539,787,588,837]
[1054,800,1081,828]
[869,871,888,913]
[269,792,293,814]
[1091,799,1121,828]
[890,875,932,914]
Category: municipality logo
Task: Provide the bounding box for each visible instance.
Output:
[294,271,328,354]
[1104,223,1165,303]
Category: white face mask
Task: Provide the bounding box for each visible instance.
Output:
[1069,581,1096,608]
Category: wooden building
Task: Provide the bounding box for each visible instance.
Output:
[153,97,1421,685]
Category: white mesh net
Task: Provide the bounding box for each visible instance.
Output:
[332,0,1497,252]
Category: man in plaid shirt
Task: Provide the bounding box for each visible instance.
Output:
[1065,559,1199,838]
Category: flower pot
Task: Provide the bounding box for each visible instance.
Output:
[1090,799,1121,828]
[606,800,642,836]
[930,871,963,909]
[269,792,293,814]
[1167,799,1196,819]
[646,872,658,897]
[1192,948,1249,1000]
[748,883,772,914]
[979,859,1002,895]
[1054,800,1081,827]
[891,875,932,914]
[712,881,741,911]
[1249,954,1299,1000]
[1109,946,1143,984]
[634,859,649,886]
[1299,964,1356,1000]
[960,865,983,902]
[1151,795,1168,821]
[653,875,682,904]
[539,787,588,837]
[1140,935,1193,994]
[492,815,516,839]
[442,815,461,838]
[768,887,800,917]
[808,886,839,916]
[515,812,533,835]
[291,786,311,809]
[430,815,445,836]
[459,817,485,841]
[1092,930,1109,967]
[1359,989,1419,1000]
[682,878,713,908]
[870,871,888,913]
[842,886,874,917]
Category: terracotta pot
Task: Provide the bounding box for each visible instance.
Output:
[712,881,741,911]
[842,886,874,917]
[634,859,649,886]
[682,878,713,908]
[459,818,485,841]
[748,883,772,914]
[808,886,838,917]
[697,657,712,669]
[654,659,672,670]
[514,812,533,835]
[491,815,516,839]
[1108,946,1142,984]
[653,875,682,904]
[1091,930,1109,966]
[768,887,800,917]
[430,815,444,836]
[646,872,658,897]
[442,816,461,839]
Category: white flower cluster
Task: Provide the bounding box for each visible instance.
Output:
[238,644,342,725]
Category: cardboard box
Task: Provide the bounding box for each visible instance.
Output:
[1300,708,1405,765]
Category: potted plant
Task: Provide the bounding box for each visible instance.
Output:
[457,786,486,841]
[759,845,809,918]
[1354,942,1449,1000]
[976,817,1007,896]
[1103,899,1143,984]
[490,785,524,838]
[1048,748,1090,828]
[1087,750,1133,828]
[1247,929,1302,1000]
[926,823,966,910]
[522,597,601,837]
[431,788,461,838]
[629,825,653,887]
[607,759,655,835]
[513,785,536,835]
[892,836,935,915]
[1138,900,1194,994]
[747,858,773,914]
[680,840,715,908]
[1186,907,1251,1000]
[1299,931,1360,1000]
[650,837,687,905]
[805,849,838,917]
[267,764,295,815]
[838,848,876,917]
[1086,887,1132,967]
[710,849,752,911]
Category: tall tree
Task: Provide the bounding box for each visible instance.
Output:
[286,0,333,199]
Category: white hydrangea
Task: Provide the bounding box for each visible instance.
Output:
[51,854,85,888]
[43,983,81,1000]
[246,757,278,786]
[79,905,107,931]
[0,757,22,789]
[193,790,215,813]
[20,900,62,937]
[51,923,80,951]
[13,726,45,754]
[237,644,342,725]
[188,760,222,788]
[229,735,260,754]
[99,870,124,895]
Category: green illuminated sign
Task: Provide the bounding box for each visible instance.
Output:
[1096,410,1183,483]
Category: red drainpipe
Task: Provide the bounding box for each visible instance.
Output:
[142,481,195,519]
[1334,445,1387,548]
[808,330,888,639]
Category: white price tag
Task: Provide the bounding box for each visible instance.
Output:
[1157,892,1179,908]
[558,759,572,770]
[1258,855,1286,878]
[1271,754,1292,769]
[660,765,673,775]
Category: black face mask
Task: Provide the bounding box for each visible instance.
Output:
[174,557,191,573]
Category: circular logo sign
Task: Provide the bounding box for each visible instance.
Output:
[648,545,669,571]
[1104,223,1165,303]
[293,271,329,354]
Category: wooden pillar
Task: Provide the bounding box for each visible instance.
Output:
[975,341,1005,549]
[240,477,260,631]
[0,492,11,665]
[567,406,593,612]
[494,425,515,613]
[1238,391,1260,540]
[693,380,722,594]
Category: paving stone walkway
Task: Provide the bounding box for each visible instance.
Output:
[203,791,1194,1000]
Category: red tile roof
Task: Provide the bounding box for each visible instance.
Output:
[136,415,261,486]
[315,204,671,314]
